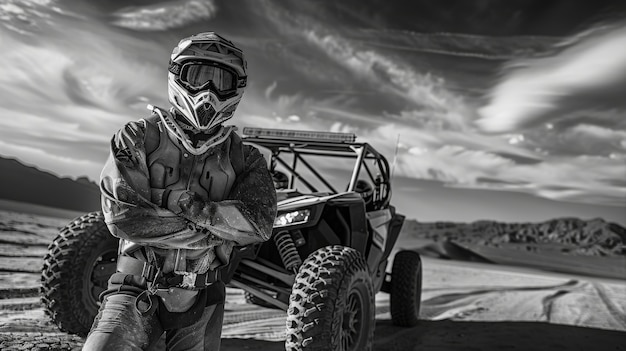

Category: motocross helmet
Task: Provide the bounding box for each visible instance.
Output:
[167,32,247,133]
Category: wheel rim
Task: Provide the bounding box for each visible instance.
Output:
[82,248,117,310]
[340,286,366,351]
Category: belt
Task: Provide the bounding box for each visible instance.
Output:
[164,270,219,289]
[117,255,158,281]
[116,255,219,289]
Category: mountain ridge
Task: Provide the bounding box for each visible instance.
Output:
[401,217,626,257]
[0,156,100,212]
[1,154,624,258]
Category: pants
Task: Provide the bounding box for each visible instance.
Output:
[82,293,225,350]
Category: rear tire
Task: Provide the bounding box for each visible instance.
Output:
[286,245,374,351]
[390,250,422,327]
[40,211,118,336]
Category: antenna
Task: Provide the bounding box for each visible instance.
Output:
[391,134,400,179]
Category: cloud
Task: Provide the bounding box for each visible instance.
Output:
[500,155,626,206]
[112,0,218,31]
[0,16,170,180]
[0,24,165,113]
[396,144,516,184]
[303,30,474,130]
[2,0,622,213]
[466,20,626,206]
[546,124,626,157]
[0,108,108,141]
[364,115,545,165]
[259,1,474,131]
[477,21,626,133]
[264,81,278,100]
[312,106,387,127]
[352,29,558,60]
[0,0,67,35]
[403,145,625,206]
[568,124,626,142]
[343,122,624,206]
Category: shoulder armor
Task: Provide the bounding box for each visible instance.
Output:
[229,131,245,175]
[141,114,162,155]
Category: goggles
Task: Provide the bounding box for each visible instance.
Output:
[170,60,245,97]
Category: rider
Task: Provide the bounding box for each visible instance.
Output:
[82,32,277,350]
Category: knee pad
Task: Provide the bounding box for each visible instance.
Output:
[85,294,160,350]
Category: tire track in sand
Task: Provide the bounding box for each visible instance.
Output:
[421,280,580,320]
[541,289,571,321]
[592,283,626,327]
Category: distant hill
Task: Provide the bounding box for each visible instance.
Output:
[0,157,100,212]
[401,217,626,257]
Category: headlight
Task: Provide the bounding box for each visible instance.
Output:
[274,209,311,227]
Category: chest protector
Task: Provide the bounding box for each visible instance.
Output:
[142,115,244,202]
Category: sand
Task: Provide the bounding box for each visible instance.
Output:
[0,207,624,350]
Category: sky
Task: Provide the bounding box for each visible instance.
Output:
[0,0,625,225]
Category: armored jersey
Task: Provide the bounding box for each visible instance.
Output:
[144,114,241,203]
[100,109,277,274]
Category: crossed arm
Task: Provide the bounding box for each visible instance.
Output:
[100,119,277,249]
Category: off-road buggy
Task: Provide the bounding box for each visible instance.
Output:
[41,127,423,351]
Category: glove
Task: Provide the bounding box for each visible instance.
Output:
[177,190,210,217]
[150,189,205,215]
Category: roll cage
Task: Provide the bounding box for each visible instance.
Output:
[242,127,392,211]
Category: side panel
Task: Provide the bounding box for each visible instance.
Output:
[365,209,391,273]
[382,207,405,262]
[367,209,392,250]
[347,203,368,254]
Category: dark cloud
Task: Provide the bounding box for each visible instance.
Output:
[111,0,218,31]
[491,152,544,165]
[62,69,102,107]
[476,177,531,186]
[477,21,626,133]
[605,178,626,187]
[293,0,626,36]
[523,123,626,158]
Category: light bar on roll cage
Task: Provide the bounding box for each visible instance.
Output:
[243,127,356,143]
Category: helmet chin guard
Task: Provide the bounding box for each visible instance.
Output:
[167,79,240,131]
[148,105,235,155]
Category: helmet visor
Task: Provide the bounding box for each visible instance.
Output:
[179,61,237,95]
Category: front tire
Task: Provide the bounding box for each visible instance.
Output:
[390,250,422,327]
[286,246,375,351]
[40,211,119,336]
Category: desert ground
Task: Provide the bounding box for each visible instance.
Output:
[0,206,625,351]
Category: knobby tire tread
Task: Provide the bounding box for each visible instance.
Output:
[390,250,422,327]
[285,245,374,351]
[40,211,115,336]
